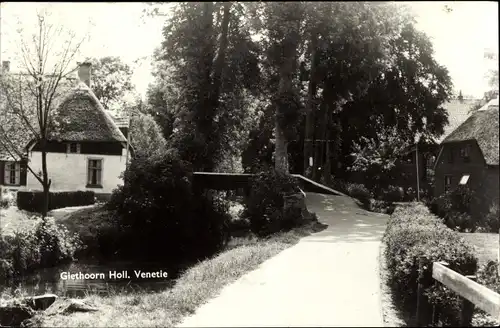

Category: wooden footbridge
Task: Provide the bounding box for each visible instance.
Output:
[192,172,346,196]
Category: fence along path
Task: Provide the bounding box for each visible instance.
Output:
[417,261,500,326]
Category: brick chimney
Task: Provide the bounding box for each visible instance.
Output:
[2,61,10,73]
[77,62,92,88]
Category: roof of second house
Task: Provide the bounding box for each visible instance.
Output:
[443,107,499,165]
[437,98,479,143]
[50,82,127,143]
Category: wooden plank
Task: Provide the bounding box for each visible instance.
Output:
[192,172,346,196]
[432,262,500,319]
[193,172,253,177]
[292,174,346,196]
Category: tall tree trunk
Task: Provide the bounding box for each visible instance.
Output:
[198,1,215,171]
[312,92,328,181]
[40,138,51,218]
[303,32,319,177]
[212,2,231,102]
[275,120,289,173]
[318,106,329,183]
[323,121,332,186]
[275,29,300,174]
[207,2,231,171]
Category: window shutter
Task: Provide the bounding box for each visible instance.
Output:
[4,164,10,185]
[15,163,20,185]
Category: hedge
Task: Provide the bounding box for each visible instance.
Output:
[17,190,95,213]
[383,203,478,326]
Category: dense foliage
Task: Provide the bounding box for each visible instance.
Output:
[383,204,477,326]
[129,113,168,159]
[430,185,481,232]
[107,149,231,265]
[242,169,303,237]
[0,217,81,282]
[88,56,136,111]
[146,2,453,178]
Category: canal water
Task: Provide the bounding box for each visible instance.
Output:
[0,261,175,298]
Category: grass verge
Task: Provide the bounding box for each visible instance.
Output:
[460,232,499,266]
[379,243,406,327]
[30,221,326,328]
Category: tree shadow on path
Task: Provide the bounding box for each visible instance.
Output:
[304,192,389,244]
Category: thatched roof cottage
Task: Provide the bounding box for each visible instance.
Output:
[434,103,499,220]
[0,62,130,195]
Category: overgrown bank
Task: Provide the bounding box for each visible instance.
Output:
[28,221,324,327]
[1,150,323,326]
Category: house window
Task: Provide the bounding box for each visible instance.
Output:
[447,148,454,163]
[459,175,470,185]
[4,162,21,185]
[67,143,81,154]
[460,145,471,163]
[444,175,453,192]
[87,159,102,187]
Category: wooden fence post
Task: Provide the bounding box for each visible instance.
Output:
[460,275,477,327]
[416,256,433,326]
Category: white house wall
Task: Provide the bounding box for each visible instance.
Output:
[27,151,126,194]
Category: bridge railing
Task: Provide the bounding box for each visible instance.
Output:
[192,172,344,196]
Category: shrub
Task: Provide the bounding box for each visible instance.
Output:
[242,169,303,237]
[0,217,82,281]
[0,189,16,209]
[107,149,230,264]
[346,183,372,206]
[383,203,477,326]
[474,261,500,327]
[0,198,8,209]
[58,205,122,260]
[368,199,396,214]
[379,185,404,203]
[477,260,499,292]
[483,204,499,232]
[17,191,95,213]
[430,186,479,232]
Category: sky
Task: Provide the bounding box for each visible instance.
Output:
[1,2,498,99]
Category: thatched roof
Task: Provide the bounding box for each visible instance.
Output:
[50,82,127,143]
[0,152,16,161]
[437,98,478,143]
[443,107,499,165]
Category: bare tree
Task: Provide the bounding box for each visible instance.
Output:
[0,8,88,217]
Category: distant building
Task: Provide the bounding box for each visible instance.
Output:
[433,103,499,220]
[0,62,131,196]
[395,98,479,197]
